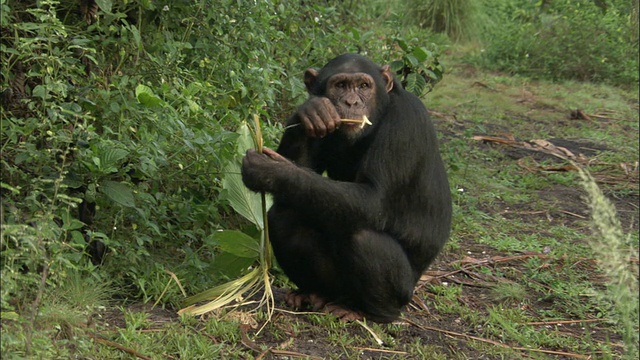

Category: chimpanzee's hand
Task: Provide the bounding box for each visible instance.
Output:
[297,96,341,138]
[241,148,291,193]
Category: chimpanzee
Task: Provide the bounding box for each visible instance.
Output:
[241,54,452,322]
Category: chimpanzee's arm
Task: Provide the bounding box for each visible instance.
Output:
[270,168,382,235]
[275,120,318,170]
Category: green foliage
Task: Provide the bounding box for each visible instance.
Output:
[477,0,638,85]
[1,0,440,336]
[389,38,444,97]
[0,0,334,307]
[0,0,441,355]
[1,0,443,303]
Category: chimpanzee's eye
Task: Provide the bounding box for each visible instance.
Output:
[360,83,369,89]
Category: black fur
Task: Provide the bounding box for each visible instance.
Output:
[242,54,452,322]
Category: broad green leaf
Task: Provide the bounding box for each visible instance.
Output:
[211,252,256,278]
[222,122,272,229]
[222,160,264,228]
[390,60,404,74]
[95,0,113,13]
[135,84,163,107]
[213,230,260,258]
[425,69,439,81]
[100,180,135,207]
[70,231,87,246]
[236,122,256,155]
[396,39,409,51]
[101,148,129,165]
[405,73,427,97]
[406,54,419,67]
[97,147,128,173]
[411,47,430,62]
[61,210,84,231]
[32,85,49,100]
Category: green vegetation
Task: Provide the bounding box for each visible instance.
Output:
[2,0,638,359]
[403,0,638,85]
[403,0,484,41]
[476,0,638,85]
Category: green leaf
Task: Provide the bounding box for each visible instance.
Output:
[100,181,135,207]
[61,210,85,231]
[135,84,163,107]
[32,85,49,100]
[411,47,430,62]
[223,161,265,229]
[95,0,113,13]
[222,123,271,229]
[390,60,405,74]
[406,55,419,67]
[396,38,409,51]
[213,230,260,258]
[211,252,256,278]
[70,231,87,246]
[405,73,427,97]
[237,122,257,154]
[99,147,129,173]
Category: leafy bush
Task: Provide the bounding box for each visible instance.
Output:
[477,0,638,85]
[389,38,444,97]
[1,0,444,328]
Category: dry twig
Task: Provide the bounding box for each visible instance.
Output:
[523,319,607,326]
[402,318,592,359]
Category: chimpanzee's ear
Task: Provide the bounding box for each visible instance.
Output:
[304,68,320,94]
[381,65,394,93]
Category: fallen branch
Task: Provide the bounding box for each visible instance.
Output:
[88,333,152,360]
[256,348,323,360]
[419,253,550,286]
[558,210,587,219]
[351,346,408,355]
[242,324,323,360]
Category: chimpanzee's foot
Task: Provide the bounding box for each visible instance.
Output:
[284,290,327,310]
[323,303,364,322]
[284,290,363,321]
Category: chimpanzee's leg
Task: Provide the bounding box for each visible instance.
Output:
[268,205,341,298]
[337,229,415,322]
[268,205,415,322]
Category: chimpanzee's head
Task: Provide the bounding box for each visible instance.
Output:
[304,54,396,137]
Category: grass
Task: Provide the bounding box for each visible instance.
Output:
[1,47,638,359]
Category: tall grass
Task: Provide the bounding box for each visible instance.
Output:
[403,0,482,41]
[578,168,639,358]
